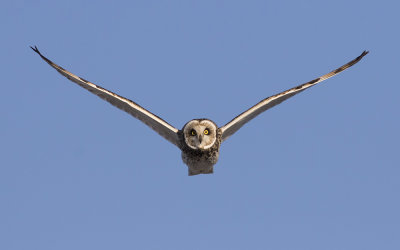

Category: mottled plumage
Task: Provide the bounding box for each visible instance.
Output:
[31,46,368,175]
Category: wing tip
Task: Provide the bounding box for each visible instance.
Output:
[359,50,369,59]
[30,45,41,55]
[30,45,48,60]
[346,50,369,67]
[30,45,54,65]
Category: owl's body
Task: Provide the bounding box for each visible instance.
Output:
[181,147,219,175]
[31,46,368,176]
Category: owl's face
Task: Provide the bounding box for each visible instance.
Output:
[183,119,217,150]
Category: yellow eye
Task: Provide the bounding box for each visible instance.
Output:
[190,129,196,136]
[204,129,209,135]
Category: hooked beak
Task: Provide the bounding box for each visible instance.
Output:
[198,134,203,144]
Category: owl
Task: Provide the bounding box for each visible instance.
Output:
[31,46,368,175]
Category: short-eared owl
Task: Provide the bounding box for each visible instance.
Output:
[31,46,368,175]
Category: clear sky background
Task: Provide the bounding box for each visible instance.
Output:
[2,1,399,249]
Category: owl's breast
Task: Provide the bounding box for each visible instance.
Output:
[181,148,220,176]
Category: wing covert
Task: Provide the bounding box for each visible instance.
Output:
[31,46,181,148]
[219,51,369,142]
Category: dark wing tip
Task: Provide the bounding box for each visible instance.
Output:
[344,50,369,68]
[30,45,41,54]
[30,46,46,58]
[30,46,52,63]
[359,50,369,59]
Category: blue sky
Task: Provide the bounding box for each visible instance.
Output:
[2,1,399,249]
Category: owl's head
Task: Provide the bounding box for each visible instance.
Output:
[182,119,218,150]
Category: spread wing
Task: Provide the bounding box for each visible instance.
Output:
[219,51,369,142]
[31,46,181,148]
